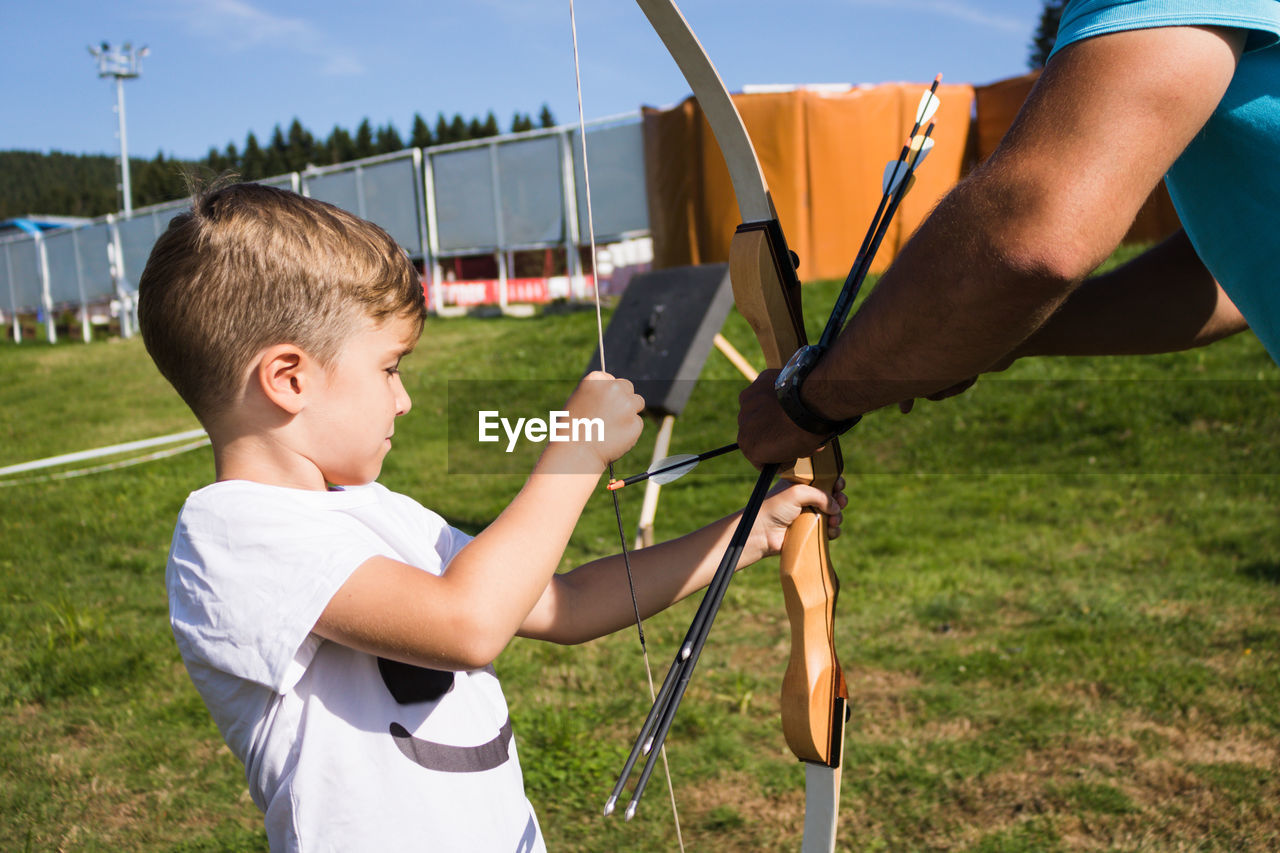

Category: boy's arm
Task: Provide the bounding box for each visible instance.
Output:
[517,481,843,645]
[314,374,643,671]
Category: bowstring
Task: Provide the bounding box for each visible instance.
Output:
[568,3,684,847]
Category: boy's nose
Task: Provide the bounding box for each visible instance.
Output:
[395,376,412,416]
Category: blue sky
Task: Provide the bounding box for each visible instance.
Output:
[3,0,1043,161]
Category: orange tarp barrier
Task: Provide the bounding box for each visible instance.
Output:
[643,74,1179,280]
[642,83,974,281]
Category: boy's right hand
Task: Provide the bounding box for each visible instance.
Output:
[559,371,645,471]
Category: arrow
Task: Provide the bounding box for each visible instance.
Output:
[607,442,739,490]
[817,120,937,353]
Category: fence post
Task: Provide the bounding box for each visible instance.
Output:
[3,243,19,343]
[34,232,55,344]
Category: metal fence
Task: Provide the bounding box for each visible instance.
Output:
[1,113,649,342]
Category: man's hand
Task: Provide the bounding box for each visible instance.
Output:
[737,368,832,466]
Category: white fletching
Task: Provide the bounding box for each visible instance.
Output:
[647,453,699,485]
[907,135,935,169]
[915,88,941,125]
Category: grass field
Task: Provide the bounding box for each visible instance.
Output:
[1,268,1277,851]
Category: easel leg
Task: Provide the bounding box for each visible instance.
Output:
[634,414,676,549]
[713,333,759,382]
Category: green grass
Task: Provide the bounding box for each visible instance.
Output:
[1,266,1278,851]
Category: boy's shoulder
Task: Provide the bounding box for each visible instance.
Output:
[177,480,456,547]
[181,479,388,512]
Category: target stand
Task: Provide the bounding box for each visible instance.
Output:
[586,263,758,546]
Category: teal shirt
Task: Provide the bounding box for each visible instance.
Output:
[1052,0,1280,364]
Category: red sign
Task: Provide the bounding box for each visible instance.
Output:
[428,276,596,311]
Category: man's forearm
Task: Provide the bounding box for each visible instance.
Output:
[1014,229,1246,358]
[802,169,1086,420]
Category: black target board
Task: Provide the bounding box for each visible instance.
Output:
[585,264,733,417]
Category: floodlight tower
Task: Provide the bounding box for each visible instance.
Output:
[88,41,149,216]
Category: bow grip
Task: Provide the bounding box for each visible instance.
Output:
[778,447,847,767]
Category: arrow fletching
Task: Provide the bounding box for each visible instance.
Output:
[647,453,700,486]
[882,136,934,196]
[906,134,935,171]
[882,159,908,195]
[908,132,935,158]
[915,74,942,125]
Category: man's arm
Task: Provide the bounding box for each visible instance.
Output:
[1012,228,1246,359]
[739,25,1245,464]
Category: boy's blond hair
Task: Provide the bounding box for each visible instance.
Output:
[138,182,426,424]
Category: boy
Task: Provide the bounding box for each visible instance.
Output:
[139,182,843,852]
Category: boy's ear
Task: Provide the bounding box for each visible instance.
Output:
[255,343,315,415]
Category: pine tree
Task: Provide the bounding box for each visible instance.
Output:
[449,114,468,143]
[538,104,556,128]
[325,126,355,164]
[375,122,404,154]
[434,113,452,145]
[479,111,500,138]
[242,132,265,181]
[354,119,376,158]
[269,124,288,163]
[1029,0,1066,68]
[286,118,315,171]
[205,146,226,175]
[410,113,433,148]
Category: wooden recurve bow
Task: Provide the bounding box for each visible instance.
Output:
[633,2,848,849]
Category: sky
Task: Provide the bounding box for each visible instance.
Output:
[2,0,1044,161]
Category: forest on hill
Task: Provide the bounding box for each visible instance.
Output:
[0,105,555,221]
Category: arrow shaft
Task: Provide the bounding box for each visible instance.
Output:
[610,441,740,490]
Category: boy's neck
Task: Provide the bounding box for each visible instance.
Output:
[211,423,330,491]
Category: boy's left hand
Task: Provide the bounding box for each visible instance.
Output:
[749,478,846,562]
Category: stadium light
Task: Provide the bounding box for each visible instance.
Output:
[88,41,149,217]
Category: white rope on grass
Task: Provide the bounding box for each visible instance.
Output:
[0,429,210,487]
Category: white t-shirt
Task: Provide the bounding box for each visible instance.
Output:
[167,480,545,852]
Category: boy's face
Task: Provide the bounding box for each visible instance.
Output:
[307,313,417,486]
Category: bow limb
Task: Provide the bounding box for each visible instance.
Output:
[633,2,848,849]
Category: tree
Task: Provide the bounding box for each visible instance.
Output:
[448,114,468,143]
[223,142,240,176]
[354,119,376,159]
[325,125,355,164]
[286,118,316,171]
[1029,0,1066,69]
[242,132,265,181]
[538,104,556,128]
[434,113,453,145]
[375,121,404,154]
[479,111,500,138]
[511,112,534,133]
[205,146,226,175]
[410,113,433,148]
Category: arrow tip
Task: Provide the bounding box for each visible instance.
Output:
[603,796,617,816]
